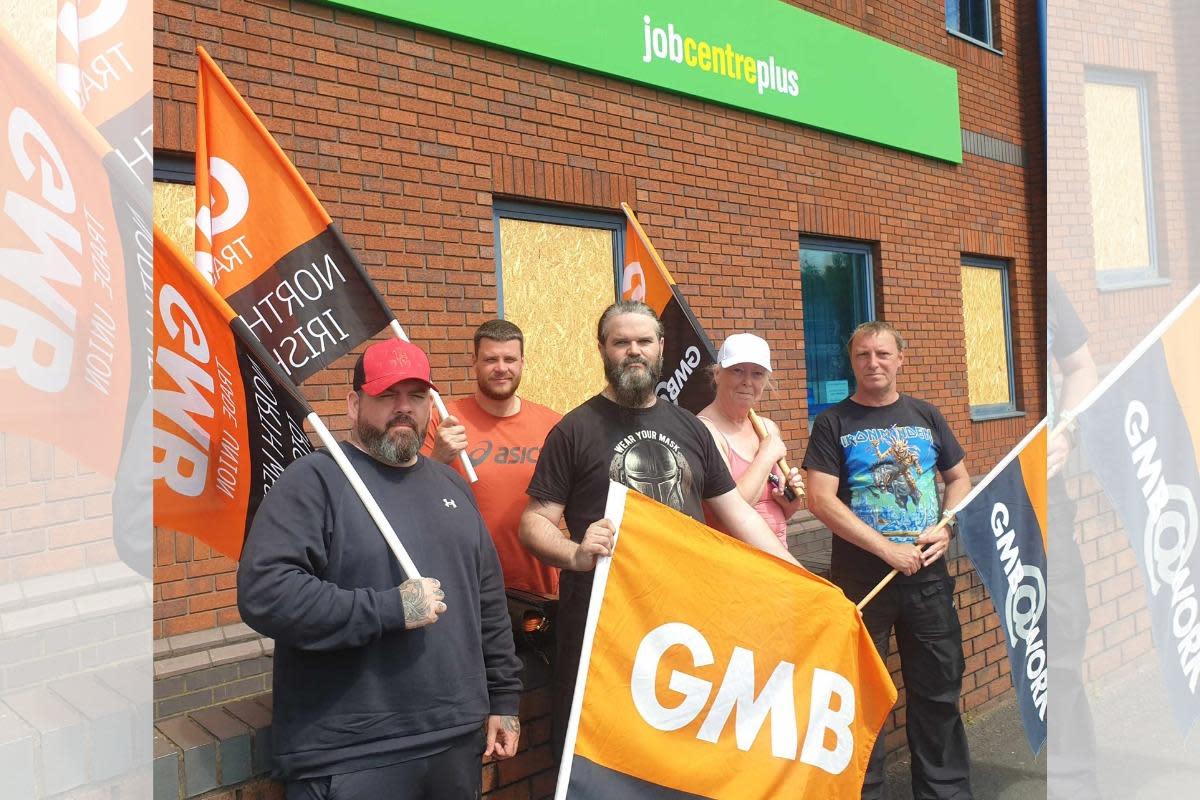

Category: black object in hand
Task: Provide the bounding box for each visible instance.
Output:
[768,473,798,502]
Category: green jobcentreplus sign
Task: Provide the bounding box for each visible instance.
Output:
[318,0,963,164]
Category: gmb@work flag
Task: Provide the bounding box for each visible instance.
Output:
[0,27,148,478]
[195,46,392,384]
[153,228,313,560]
[558,484,896,799]
[953,419,1049,753]
[1075,285,1200,732]
[621,203,717,414]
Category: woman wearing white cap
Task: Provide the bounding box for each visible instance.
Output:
[697,333,806,548]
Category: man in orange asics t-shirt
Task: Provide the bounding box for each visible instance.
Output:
[425,320,562,595]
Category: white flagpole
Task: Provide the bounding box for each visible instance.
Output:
[305,412,421,579]
[554,483,629,800]
[388,320,479,483]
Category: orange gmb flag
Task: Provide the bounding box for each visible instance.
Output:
[559,485,897,799]
[0,28,146,477]
[153,228,313,559]
[621,203,716,412]
[194,46,392,384]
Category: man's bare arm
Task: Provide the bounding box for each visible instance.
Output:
[705,489,802,568]
[518,498,613,572]
[916,460,972,567]
[806,469,923,576]
[940,461,972,512]
[518,498,574,568]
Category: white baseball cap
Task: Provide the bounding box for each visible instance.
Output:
[717,333,772,372]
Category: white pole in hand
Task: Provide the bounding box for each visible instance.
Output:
[388,320,479,482]
[306,412,422,579]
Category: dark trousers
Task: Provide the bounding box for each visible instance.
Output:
[284,728,485,800]
[841,575,974,800]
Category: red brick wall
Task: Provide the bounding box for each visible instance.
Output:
[1,434,119,582]
[152,0,1045,748]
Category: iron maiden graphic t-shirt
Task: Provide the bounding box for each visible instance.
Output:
[803,395,965,584]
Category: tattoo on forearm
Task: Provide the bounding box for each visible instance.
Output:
[401,582,431,623]
[502,716,520,735]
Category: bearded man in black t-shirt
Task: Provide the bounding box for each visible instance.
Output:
[519,300,802,757]
[803,321,974,800]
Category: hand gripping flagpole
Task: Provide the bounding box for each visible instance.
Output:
[388,320,479,483]
[855,514,954,611]
[748,409,803,501]
[856,418,1049,611]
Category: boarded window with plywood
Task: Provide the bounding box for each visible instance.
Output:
[960,256,1019,419]
[493,202,622,415]
[153,154,196,256]
[1084,70,1159,288]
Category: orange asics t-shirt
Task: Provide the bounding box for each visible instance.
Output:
[425,396,562,595]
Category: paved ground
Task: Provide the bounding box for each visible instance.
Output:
[883,695,1047,800]
[1086,654,1200,799]
[883,651,1200,799]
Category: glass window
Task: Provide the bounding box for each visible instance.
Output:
[800,239,875,419]
[960,257,1017,418]
[947,0,993,47]
[493,202,622,414]
[1084,70,1158,287]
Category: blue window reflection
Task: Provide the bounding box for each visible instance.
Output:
[800,241,874,419]
[947,0,993,46]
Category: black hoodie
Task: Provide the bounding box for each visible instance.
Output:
[237,443,522,778]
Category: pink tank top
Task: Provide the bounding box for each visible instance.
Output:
[700,417,789,547]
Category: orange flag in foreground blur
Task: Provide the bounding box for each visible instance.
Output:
[0,28,145,477]
[558,485,897,799]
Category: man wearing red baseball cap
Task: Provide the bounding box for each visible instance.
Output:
[238,338,522,799]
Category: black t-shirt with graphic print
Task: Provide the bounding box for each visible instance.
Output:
[528,393,735,541]
[803,395,965,585]
[527,393,735,644]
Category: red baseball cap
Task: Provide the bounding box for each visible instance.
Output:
[353,339,439,396]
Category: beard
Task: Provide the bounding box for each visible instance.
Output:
[477,372,520,402]
[603,351,662,407]
[356,412,424,466]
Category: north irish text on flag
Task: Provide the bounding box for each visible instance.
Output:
[1076,285,1200,732]
[153,228,313,560]
[954,419,1049,753]
[559,484,896,799]
[621,203,718,413]
[195,46,393,383]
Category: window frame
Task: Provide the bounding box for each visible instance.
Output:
[961,255,1020,421]
[799,237,877,421]
[154,151,195,184]
[492,200,624,317]
[1084,68,1161,291]
[946,0,996,51]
